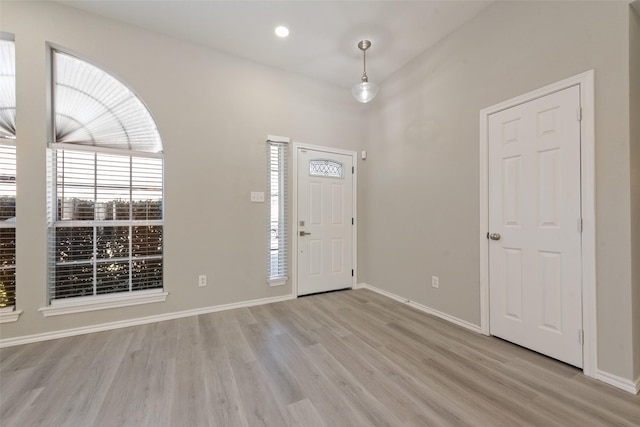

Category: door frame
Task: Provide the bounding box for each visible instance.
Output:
[479,70,596,377]
[292,143,358,297]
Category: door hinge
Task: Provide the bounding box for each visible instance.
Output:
[578,329,584,345]
[352,166,355,174]
[351,269,354,277]
[578,218,583,232]
[577,107,582,122]
[352,217,354,225]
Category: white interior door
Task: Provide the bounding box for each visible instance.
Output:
[297,148,354,296]
[488,85,583,367]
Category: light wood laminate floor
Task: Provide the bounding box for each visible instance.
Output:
[1,289,639,426]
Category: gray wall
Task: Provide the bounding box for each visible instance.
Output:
[0,1,366,338]
[363,1,636,380]
[630,1,640,382]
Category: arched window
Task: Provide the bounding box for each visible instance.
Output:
[0,37,17,317]
[46,49,165,309]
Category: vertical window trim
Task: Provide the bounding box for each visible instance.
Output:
[267,136,289,285]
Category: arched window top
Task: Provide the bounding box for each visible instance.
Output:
[53,50,162,153]
[0,38,16,140]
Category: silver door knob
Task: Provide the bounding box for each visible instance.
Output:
[489,233,501,241]
[299,231,311,236]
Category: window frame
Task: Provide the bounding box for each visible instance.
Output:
[42,48,167,315]
[267,136,289,285]
[0,140,19,322]
[0,34,21,323]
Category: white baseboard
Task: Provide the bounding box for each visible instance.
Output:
[360,283,482,334]
[0,293,295,348]
[595,370,640,395]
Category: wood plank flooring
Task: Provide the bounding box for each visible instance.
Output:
[1,289,639,426]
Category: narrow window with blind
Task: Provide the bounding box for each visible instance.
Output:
[44,49,166,314]
[267,139,288,284]
[0,37,18,322]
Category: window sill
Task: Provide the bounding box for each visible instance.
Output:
[38,290,168,317]
[0,306,23,323]
[268,277,288,287]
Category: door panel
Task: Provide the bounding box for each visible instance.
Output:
[331,239,343,273]
[297,149,354,296]
[504,248,523,321]
[331,184,343,224]
[502,156,521,225]
[538,149,560,226]
[539,251,562,332]
[489,85,582,368]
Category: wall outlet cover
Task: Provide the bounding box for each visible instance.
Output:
[198,275,207,287]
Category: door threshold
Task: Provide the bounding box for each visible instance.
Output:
[298,287,352,298]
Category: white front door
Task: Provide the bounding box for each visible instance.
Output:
[488,85,583,367]
[297,147,354,296]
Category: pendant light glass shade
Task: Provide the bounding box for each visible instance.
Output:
[352,40,378,103]
[352,81,379,103]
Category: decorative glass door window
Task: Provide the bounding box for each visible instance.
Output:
[309,159,343,178]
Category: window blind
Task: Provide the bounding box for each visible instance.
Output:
[0,39,16,140]
[53,50,162,153]
[49,49,163,302]
[0,37,16,308]
[49,149,163,300]
[0,144,16,307]
[267,141,288,282]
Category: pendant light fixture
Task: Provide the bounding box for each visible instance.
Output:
[352,40,378,103]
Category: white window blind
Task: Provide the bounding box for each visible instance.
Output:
[0,144,16,307]
[0,39,16,140]
[49,49,163,302]
[0,38,16,308]
[50,149,162,300]
[53,50,161,153]
[267,140,288,283]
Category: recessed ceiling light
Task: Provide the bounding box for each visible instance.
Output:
[275,26,290,38]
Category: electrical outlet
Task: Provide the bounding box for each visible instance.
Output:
[431,276,439,288]
[198,275,207,287]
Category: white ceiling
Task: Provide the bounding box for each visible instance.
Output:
[53,0,493,89]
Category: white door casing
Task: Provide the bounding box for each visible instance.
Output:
[295,146,355,296]
[488,85,583,368]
